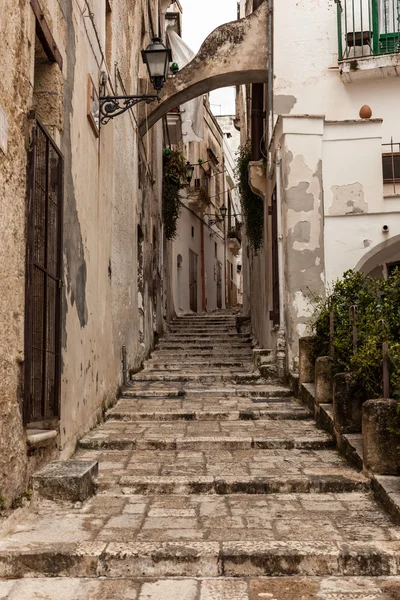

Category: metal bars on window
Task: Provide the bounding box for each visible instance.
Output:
[25,116,63,424]
[382,139,400,195]
[336,0,400,60]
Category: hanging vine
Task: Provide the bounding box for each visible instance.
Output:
[235,141,264,252]
[162,149,187,240]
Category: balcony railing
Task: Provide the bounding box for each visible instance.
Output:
[336,0,400,60]
[382,140,400,195]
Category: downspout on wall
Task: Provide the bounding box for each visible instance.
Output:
[275,144,286,380]
[251,0,265,161]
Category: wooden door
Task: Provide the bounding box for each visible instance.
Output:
[189,249,198,313]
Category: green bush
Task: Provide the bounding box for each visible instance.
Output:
[312,269,400,400]
[235,141,264,252]
[162,150,187,240]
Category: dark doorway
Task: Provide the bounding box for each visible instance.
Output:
[25,116,63,424]
[216,260,223,309]
[189,249,198,313]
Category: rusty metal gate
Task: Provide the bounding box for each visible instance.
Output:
[25,115,63,424]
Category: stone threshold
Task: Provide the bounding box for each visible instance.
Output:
[79,434,334,451]
[291,375,400,525]
[26,429,57,448]
[105,473,369,495]
[106,409,311,421]
[2,540,400,578]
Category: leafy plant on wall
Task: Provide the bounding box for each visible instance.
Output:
[235,141,264,252]
[162,149,187,240]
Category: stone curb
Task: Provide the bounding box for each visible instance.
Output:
[291,374,400,524]
[111,474,369,495]
[79,434,334,452]
[1,541,400,578]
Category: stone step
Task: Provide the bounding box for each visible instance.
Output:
[2,540,400,578]
[1,576,399,599]
[130,373,263,383]
[151,350,253,358]
[78,419,334,451]
[121,384,293,398]
[144,361,254,370]
[165,333,250,339]
[106,406,311,422]
[103,474,369,495]
[76,447,369,493]
[169,326,239,332]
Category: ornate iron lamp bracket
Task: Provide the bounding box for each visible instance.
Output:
[99,95,159,125]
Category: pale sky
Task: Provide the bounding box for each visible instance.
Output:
[179,0,238,115]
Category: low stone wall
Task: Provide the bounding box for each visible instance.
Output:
[292,336,400,521]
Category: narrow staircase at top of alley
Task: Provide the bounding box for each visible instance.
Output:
[1,312,400,599]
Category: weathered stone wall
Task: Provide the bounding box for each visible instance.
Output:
[0,0,165,506]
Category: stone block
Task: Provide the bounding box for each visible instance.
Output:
[299,337,316,386]
[362,399,400,475]
[32,460,99,503]
[315,356,333,405]
[333,372,363,433]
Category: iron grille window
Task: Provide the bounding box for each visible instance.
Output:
[25,116,63,423]
[382,152,400,183]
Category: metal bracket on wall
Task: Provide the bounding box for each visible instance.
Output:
[99,95,159,125]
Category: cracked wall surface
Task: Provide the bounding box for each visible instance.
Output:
[0,0,165,507]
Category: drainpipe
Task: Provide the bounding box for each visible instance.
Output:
[275,144,286,378]
[251,0,264,161]
[267,0,274,155]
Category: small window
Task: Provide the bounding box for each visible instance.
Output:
[191,226,194,238]
[382,153,400,184]
[214,242,217,258]
[388,261,400,276]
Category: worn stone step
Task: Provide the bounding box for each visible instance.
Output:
[106,407,311,422]
[144,362,254,371]
[151,350,253,358]
[1,576,399,600]
[78,419,334,451]
[108,474,369,495]
[2,540,400,578]
[121,384,292,399]
[130,373,263,383]
[165,333,250,339]
[75,446,369,491]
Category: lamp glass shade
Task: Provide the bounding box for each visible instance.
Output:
[186,162,195,183]
[142,37,172,90]
[220,204,227,219]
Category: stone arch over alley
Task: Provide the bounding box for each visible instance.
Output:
[139,1,269,137]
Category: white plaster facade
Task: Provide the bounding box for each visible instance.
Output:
[0,0,169,507]
[237,0,400,372]
[169,101,242,315]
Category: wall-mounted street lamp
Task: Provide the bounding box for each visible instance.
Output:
[99,37,172,124]
[207,204,227,226]
[185,161,195,186]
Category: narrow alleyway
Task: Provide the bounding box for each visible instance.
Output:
[1,313,400,598]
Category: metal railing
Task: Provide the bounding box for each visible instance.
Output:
[382,139,400,195]
[336,0,400,60]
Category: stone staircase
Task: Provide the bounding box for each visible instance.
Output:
[1,312,400,598]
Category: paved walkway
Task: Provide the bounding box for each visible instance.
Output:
[1,313,400,598]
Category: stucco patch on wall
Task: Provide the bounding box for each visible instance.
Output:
[329,182,368,216]
[274,94,297,115]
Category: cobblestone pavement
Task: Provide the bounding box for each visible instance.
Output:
[1,313,400,598]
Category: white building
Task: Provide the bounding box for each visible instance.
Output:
[239,0,400,372]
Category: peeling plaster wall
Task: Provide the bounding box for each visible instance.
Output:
[0,0,36,505]
[280,117,325,371]
[0,0,165,504]
[321,119,398,284]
